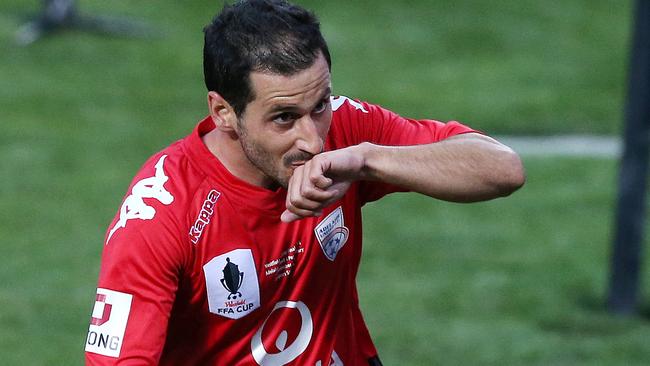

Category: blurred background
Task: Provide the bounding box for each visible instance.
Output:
[0,0,644,364]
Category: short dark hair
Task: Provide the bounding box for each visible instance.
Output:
[203,0,332,117]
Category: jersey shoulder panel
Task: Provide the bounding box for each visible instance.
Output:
[329,95,380,149]
[330,95,477,148]
[103,141,209,258]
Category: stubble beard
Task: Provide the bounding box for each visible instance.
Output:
[237,120,318,190]
[238,120,298,189]
[238,134,288,189]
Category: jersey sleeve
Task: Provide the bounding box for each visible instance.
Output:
[330,97,478,203]
[85,155,189,365]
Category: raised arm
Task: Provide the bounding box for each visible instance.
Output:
[361,132,525,202]
[281,133,525,222]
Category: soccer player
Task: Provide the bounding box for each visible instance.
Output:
[84,0,525,364]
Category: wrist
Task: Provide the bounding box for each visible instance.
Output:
[356,142,379,181]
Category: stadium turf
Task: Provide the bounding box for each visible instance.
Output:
[0,1,643,364]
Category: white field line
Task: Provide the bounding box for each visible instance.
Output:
[496,135,621,158]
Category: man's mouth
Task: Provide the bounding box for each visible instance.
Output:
[285,153,314,168]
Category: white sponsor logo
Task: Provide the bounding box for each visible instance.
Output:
[204,249,260,319]
[189,189,221,244]
[331,96,368,113]
[251,301,313,366]
[106,155,174,244]
[263,241,305,281]
[314,206,349,261]
[85,288,133,358]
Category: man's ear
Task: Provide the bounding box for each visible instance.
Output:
[207,91,237,131]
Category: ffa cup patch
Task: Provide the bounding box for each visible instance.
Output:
[314,206,349,261]
[203,249,260,319]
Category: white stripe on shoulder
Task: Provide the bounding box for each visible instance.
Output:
[330,96,368,113]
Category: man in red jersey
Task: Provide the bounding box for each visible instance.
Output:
[85,0,525,364]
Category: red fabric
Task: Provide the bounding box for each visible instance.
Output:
[85,97,475,365]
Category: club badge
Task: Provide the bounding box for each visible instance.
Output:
[314,206,349,261]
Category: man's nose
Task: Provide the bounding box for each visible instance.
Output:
[295,116,323,155]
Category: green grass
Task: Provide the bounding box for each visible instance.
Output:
[0,0,644,365]
[360,157,650,365]
[0,0,631,136]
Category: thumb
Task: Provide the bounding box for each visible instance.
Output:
[281,210,302,223]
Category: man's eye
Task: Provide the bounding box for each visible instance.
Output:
[273,113,297,124]
[313,98,330,114]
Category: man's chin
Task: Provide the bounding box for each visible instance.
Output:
[276,174,290,190]
[277,167,299,189]
[264,172,289,190]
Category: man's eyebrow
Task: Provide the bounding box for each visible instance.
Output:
[268,104,301,114]
[310,87,332,107]
[267,87,332,114]
[320,87,332,100]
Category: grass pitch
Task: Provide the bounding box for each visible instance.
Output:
[0,1,645,365]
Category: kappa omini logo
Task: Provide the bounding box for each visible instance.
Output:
[331,96,368,113]
[189,189,221,244]
[203,249,260,319]
[106,155,174,244]
[314,206,349,261]
[85,288,133,358]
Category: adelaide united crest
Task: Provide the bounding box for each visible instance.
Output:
[314,206,349,261]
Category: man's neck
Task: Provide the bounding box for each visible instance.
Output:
[201,127,276,189]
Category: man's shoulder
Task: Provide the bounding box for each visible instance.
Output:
[331,95,371,115]
[330,95,396,127]
[104,140,208,245]
[329,96,391,147]
[131,135,207,191]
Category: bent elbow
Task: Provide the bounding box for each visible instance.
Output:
[495,151,526,196]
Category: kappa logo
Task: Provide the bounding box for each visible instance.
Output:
[85,288,133,358]
[314,206,349,261]
[106,155,174,244]
[331,96,368,113]
[189,189,221,244]
[204,249,260,319]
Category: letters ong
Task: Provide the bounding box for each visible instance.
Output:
[87,331,121,351]
[189,190,221,244]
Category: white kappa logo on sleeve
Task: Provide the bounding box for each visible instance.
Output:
[85,288,133,357]
[106,155,174,244]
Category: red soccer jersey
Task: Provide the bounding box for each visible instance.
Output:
[85,97,475,365]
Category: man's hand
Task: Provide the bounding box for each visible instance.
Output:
[281,145,366,223]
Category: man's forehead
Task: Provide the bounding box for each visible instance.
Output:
[249,57,331,108]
